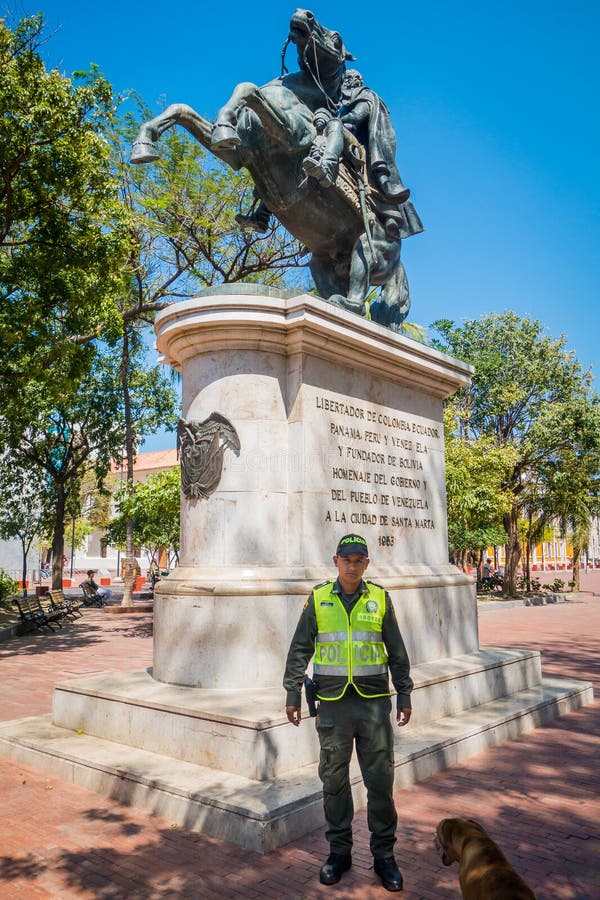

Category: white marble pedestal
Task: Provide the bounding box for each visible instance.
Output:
[0,288,593,852]
[152,285,477,687]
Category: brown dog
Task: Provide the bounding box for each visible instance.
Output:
[434,817,537,899]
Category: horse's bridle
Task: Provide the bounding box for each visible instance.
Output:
[303,35,342,112]
[281,32,344,113]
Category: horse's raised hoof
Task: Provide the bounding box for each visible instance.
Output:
[327,294,365,316]
[130,140,160,164]
[211,123,241,149]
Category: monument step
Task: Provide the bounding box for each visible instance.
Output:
[49,648,543,781]
[0,675,592,853]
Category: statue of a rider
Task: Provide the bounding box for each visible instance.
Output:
[130,8,422,329]
[237,63,417,244]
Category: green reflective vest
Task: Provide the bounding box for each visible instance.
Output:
[313,581,389,701]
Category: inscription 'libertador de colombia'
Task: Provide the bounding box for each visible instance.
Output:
[315,395,440,545]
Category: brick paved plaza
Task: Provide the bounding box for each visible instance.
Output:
[0,594,598,899]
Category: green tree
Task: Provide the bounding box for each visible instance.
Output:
[106,467,180,568]
[0,15,127,394]
[541,450,600,591]
[518,477,555,590]
[444,407,513,570]
[0,568,19,607]
[1,343,177,590]
[432,312,600,596]
[0,456,48,595]
[1,358,126,589]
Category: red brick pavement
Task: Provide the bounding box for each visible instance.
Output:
[0,598,598,899]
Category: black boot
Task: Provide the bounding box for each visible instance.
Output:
[302,153,339,187]
[374,172,410,204]
[374,856,403,891]
[319,852,352,885]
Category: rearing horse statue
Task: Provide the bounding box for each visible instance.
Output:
[131,8,423,330]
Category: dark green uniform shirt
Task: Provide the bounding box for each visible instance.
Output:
[283,578,413,709]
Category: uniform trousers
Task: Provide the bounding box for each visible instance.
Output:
[316,690,397,858]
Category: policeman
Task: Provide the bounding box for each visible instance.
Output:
[283,533,413,891]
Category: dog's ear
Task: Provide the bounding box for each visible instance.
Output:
[437,818,450,841]
[466,817,485,831]
[435,819,458,866]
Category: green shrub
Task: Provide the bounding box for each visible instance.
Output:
[0,568,19,607]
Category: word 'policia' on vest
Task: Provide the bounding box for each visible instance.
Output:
[313,581,390,700]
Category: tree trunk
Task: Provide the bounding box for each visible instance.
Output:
[52,484,66,590]
[503,507,522,597]
[120,329,135,607]
[524,536,532,591]
[571,546,581,592]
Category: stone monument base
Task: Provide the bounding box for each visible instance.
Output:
[0,655,591,852]
[0,291,592,851]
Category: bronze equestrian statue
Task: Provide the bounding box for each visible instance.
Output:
[131,9,423,330]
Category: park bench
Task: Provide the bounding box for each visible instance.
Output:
[12,596,63,633]
[79,582,107,607]
[44,589,83,620]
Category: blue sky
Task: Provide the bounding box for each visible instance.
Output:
[10,1,600,450]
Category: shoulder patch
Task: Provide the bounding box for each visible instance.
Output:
[314,580,330,589]
[366,580,384,589]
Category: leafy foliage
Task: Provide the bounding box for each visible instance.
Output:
[107,467,180,565]
[0,341,177,588]
[0,456,48,593]
[444,407,513,565]
[538,448,600,590]
[432,312,600,593]
[0,568,19,605]
[0,15,128,391]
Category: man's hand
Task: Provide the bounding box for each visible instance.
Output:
[286,705,302,726]
[397,707,411,727]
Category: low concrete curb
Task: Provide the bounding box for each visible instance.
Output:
[476,592,587,611]
[105,603,154,614]
[477,598,526,612]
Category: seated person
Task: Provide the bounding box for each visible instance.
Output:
[149,560,161,589]
[236,69,410,239]
[302,71,410,206]
[237,71,411,239]
[481,559,494,586]
[85,569,112,601]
